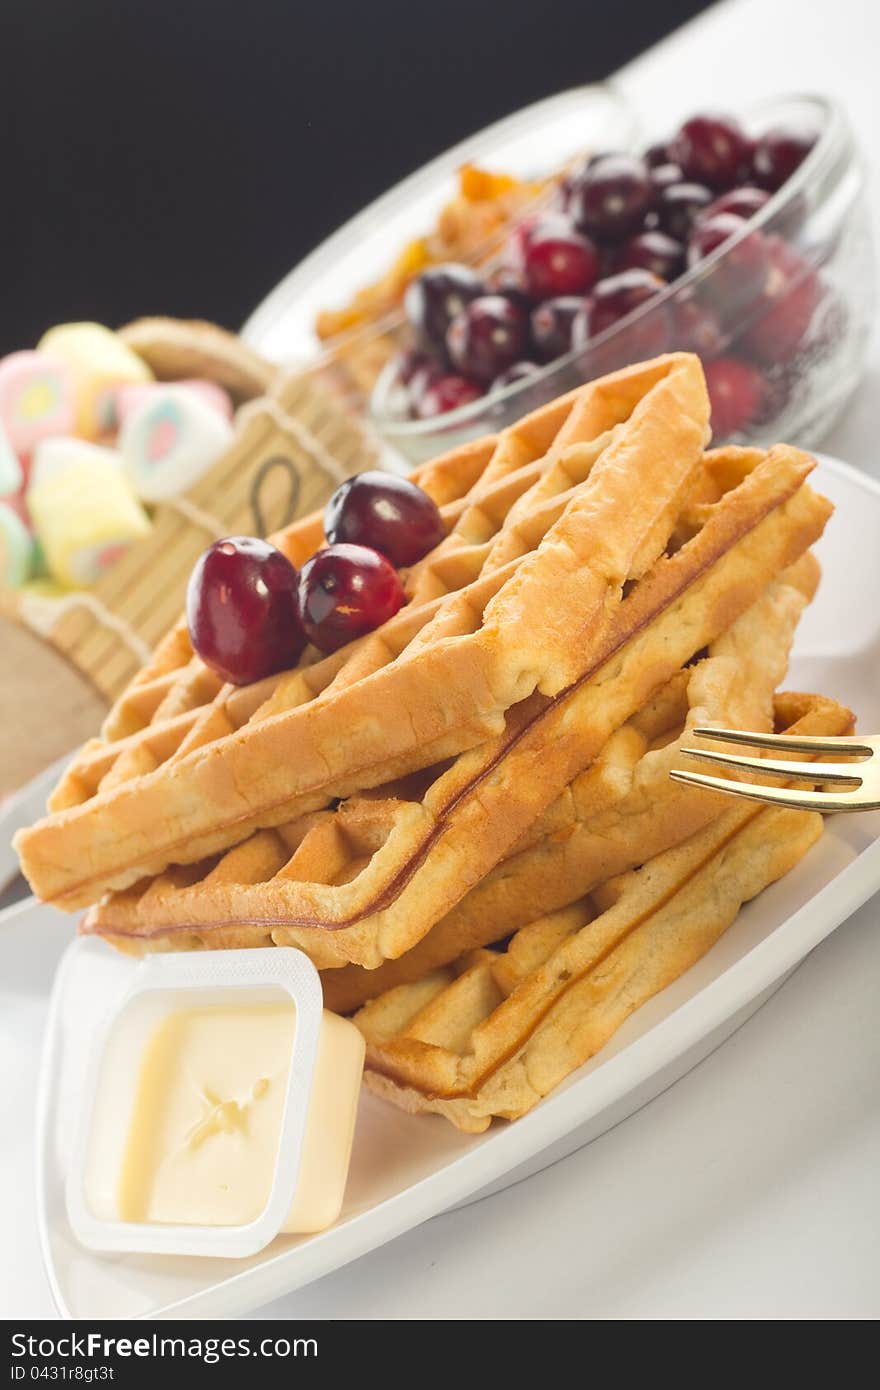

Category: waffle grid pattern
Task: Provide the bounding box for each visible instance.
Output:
[21,355,712,909]
[84,441,830,971]
[354,690,854,1132]
[321,552,818,1011]
[49,398,621,810]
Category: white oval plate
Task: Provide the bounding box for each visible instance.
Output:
[17,453,880,1320]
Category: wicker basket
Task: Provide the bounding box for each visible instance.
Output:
[1,326,378,786]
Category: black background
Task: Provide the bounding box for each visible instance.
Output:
[3,0,712,353]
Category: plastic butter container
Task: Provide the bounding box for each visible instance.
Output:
[65,948,365,1259]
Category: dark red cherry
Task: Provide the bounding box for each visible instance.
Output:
[485,264,533,312]
[446,295,529,383]
[554,172,576,212]
[405,359,444,415]
[738,135,759,182]
[414,373,482,418]
[573,270,669,359]
[702,186,771,223]
[650,162,685,199]
[688,213,769,310]
[670,112,749,190]
[390,347,433,385]
[568,154,654,241]
[297,543,404,653]
[737,236,822,364]
[404,264,484,352]
[324,470,445,566]
[673,296,725,358]
[703,356,764,437]
[689,212,745,262]
[408,353,442,391]
[557,157,609,211]
[752,124,818,191]
[503,214,545,271]
[656,182,713,241]
[644,141,674,169]
[617,230,685,282]
[530,296,584,360]
[522,217,599,299]
[490,361,542,391]
[187,536,305,685]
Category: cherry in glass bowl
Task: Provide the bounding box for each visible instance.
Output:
[371,94,874,463]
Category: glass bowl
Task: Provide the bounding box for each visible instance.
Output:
[370,94,875,466]
[241,84,637,368]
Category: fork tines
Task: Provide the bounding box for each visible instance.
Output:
[671,725,879,813]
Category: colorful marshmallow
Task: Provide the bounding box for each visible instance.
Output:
[0,420,23,497]
[0,501,34,588]
[119,385,234,502]
[19,577,68,601]
[20,577,69,600]
[37,322,153,438]
[1,320,241,591]
[0,351,76,454]
[29,532,48,580]
[27,442,150,588]
[1,486,31,530]
[115,378,233,425]
[30,436,124,491]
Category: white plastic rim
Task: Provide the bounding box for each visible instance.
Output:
[64,946,323,1259]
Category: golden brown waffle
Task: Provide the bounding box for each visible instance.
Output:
[82,443,830,969]
[355,691,855,1132]
[18,355,712,911]
[322,551,818,1011]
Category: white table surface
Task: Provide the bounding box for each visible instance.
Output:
[5,0,879,1321]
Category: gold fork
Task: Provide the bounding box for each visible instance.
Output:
[670,726,880,813]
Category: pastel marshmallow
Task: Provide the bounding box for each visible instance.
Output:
[120,385,234,502]
[29,533,48,579]
[37,322,153,438]
[0,501,34,588]
[0,421,23,496]
[115,379,234,425]
[0,351,76,453]
[30,436,124,492]
[28,447,150,588]
[1,488,31,530]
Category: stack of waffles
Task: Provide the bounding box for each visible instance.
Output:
[16,354,852,1132]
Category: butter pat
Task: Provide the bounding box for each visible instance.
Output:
[117,1002,363,1233]
[69,948,363,1259]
